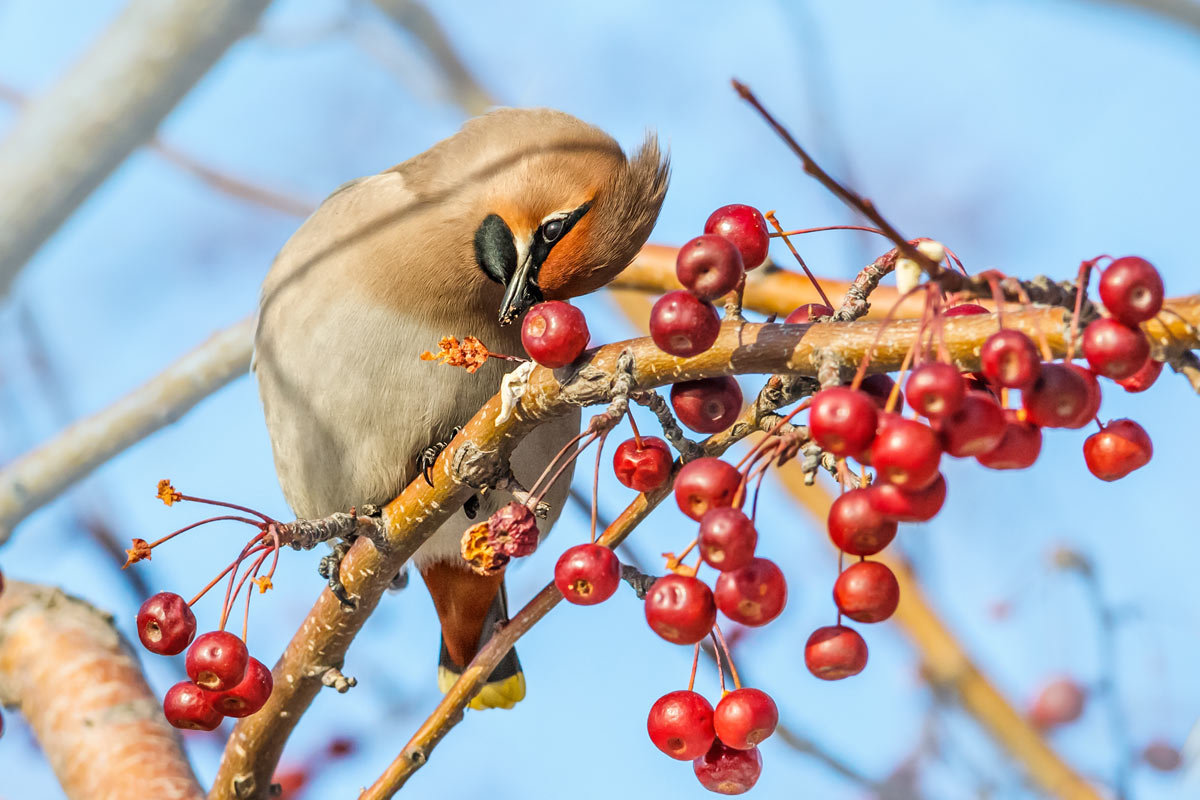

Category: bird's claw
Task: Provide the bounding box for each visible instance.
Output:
[318,539,357,610]
[418,426,463,486]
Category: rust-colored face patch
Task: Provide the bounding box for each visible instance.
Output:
[538,211,594,298]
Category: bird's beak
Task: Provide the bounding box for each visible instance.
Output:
[498,249,543,325]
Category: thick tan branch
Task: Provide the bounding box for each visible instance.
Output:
[0,580,204,800]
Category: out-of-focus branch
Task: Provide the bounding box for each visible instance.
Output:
[0,0,274,295]
[0,580,205,800]
[0,316,255,541]
[1086,0,1200,33]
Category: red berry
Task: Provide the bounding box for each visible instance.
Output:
[867,473,947,523]
[163,681,223,731]
[645,574,717,645]
[137,592,197,656]
[827,489,898,556]
[714,558,787,627]
[905,362,965,419]
[1083,419,1152,481]
[650,291,720,357]
[671,377,743,434]
[1023,363,1097,429]
[186,631,249,691]
[1117,357,1162,393]
[704,204,770,270]
[1082,318,1150,380]
[784,303,833,324]
[676,234,745,300]
[1099,256,1163,325]
[692,740,763,795]
[804,625,868,680]
[554,543,621,605]
[613,436,673,492]
[1029,677,1086,730]
[521,301,589,368]
[1068,364,1103,427]
[980,329,1041,388]
[859,373,902,412]
[809,387,878,457]
[647,690,715,761]
[1142,740,1182,772]
[713,688,778,750]
[833,561,900,623]
[936,390,1006,458]
[674,457,742,521]
[943,303,989,317]
[698,507,758,572]
[212,657,273,718]
[872,417,942,490]
[976,411,1042,470]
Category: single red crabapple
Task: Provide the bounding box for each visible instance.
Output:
[704,204,770,270]
[942,303,989,317]
[826,489,898,556]
[136,591,197,656]
[867,473,947,523]
[163,681,223,731]
[692,740,763,795]
[980,329,1041,388]
[784,303,833,324]
[905,362,965,419]
[833,561,900,624]
[271,768,309,798]
[713,558,787,627]
[645,574,717,645]
[650,291,721,357]
[936,390,1006,458]
[676,234,745,300]
[808,387,878,457]
[1142,740,1182,772]
[872,417,942,490]
[521,301,589,368]
[1082,317,1150,380]
[1065,364,1102,428]
[859,373,902,412]
[212,657,273,718]
[1117,357,1162,393]
[976,411,1042,470]
[674,457,742,521]
[671,377,743,434]
[698,507,758,572]
[612,436,673,492]
[713,688,778,750]
[1099,256,1163,325]
[804,625,868,680]
[186,631,249,692]
[1023,363,1094,429]
[647,690,716,761]
[1028,677,1086,730]
[1083,419,1152,481]
[554,543,621,605]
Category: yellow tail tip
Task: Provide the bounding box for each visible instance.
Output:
[438,665,526,710]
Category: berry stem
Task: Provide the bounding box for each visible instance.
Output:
[712,623,742,691]
[764,210,833,308]
[710,631,727,694]
[589,430,608,544]
[687,642,701,692]
[850,283,935,391]
[178,494,278,525]
[770,224,887,238]
[627,411,644,449]
[190,542,271,608]
[146,515,265,549]
[1066,259,1097,362]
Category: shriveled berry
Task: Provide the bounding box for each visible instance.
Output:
[704,204,770,270]
[698,507,757,572]
[650,291,720,357]
[163,681,222,731]
[1024,363,1095,429]
[943,303,989,317]
[671,377,742,434]
[613,436,673,492]
[647,690,715,761]
[713,688,778,750]
[804,625,868,680]
[714,558,786,627]
[906,362,965,419]
[809,387,878,457]
[521,301,589,368]
[692,740,763,795]
[674,457,742,521]
[676,234,744,300]
[212,657,273,718]
[827,488,898,556]
[872,417,942,490]
[980,329,1041,388]
[1029,677,1086,730]
[867,473,947,523]
[1117,357,1162,393]
[1099,256,1163,325]
[1082,318,1150,380]
[833,561,900,623]
[554,543,621,605]
[137,591,197,656]
[645,574,717,645]
[186,631,249,692]
[1083,419,1152,481]
[977,410,1042,470]
[784,303,833,324]
[936,390,1006,458]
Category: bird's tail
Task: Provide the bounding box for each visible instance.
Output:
[435,581,525,710]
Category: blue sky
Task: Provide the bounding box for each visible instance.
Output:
[1,1,1198,798]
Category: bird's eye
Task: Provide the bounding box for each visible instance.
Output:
[541,217,565,243]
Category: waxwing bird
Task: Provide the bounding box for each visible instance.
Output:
[254,108,668,709]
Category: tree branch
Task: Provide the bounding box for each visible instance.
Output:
[0,580,205,800]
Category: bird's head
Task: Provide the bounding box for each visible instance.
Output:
[459,109,669,324]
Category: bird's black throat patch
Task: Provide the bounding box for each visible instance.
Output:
[474,213,517,286]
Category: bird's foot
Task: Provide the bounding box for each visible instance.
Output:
[418,426,463,486]
[318,538,357,610]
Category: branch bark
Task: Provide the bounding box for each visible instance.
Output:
[0,580,204,800]
[0,0,273,295]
